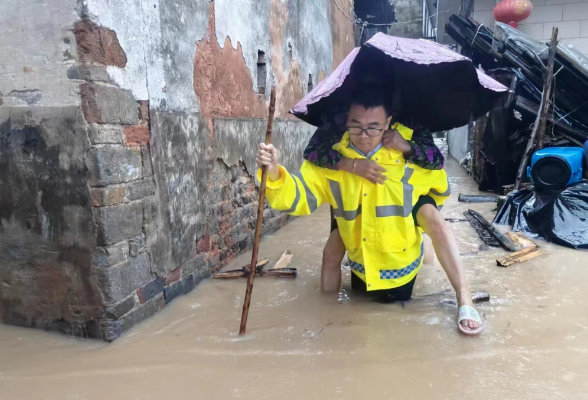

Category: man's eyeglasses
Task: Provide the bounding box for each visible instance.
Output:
[347,126,385,137]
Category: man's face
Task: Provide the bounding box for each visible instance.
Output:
[347,104,392,154]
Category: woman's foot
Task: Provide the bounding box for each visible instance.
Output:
[457,290,483,334]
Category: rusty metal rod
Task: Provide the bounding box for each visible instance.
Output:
[239,86,277,335]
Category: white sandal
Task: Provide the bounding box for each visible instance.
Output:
[457,305,484,336]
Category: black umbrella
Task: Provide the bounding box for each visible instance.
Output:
[290,33,508,132]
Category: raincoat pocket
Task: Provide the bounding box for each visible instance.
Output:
[376,216,416,253]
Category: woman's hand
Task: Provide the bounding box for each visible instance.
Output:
[338,158,387,184]
[383,129,412,154]
[256,143,280,181]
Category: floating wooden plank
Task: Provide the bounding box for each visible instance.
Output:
[458,194,498,203]
[496,246,542,267]
[463,210,501,248]
[445,218,468,223]
[505,232,537,249]
[464,209,521,251]
[242,258,269,273]
[271,250,293,270]
[213,268,297,279]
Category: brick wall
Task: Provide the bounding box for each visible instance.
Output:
[1,0,352,341]
[474,0,588,53]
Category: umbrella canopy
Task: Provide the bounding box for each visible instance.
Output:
[290,33,508,132]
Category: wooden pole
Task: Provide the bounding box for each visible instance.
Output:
[239,86,276,335]
[514,27,558,191]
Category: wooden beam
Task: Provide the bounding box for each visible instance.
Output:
[514,27,559,191]
[497,246,542,267]
[271,250,293,270]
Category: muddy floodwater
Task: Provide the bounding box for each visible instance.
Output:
[2,156,588,400]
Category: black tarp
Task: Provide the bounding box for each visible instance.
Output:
[494,182,588,249]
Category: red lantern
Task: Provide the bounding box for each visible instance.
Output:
[493,0,533,28]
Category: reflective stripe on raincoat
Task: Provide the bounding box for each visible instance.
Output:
[259,123,451,291]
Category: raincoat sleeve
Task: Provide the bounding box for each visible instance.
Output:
[426,172,451,208]
[257,161,330,216]
[303,123,343,170]
[407,127,445,170]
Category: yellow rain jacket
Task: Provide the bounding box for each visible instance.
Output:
[259,123,451,291]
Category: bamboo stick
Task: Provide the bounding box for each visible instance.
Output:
[239,87,277,335]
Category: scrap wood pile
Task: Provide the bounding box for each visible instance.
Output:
[446,15,588,193]
[463,209,543,266]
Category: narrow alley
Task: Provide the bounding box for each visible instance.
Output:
[1,152,587,400]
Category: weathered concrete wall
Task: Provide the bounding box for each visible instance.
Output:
[388,0,424,39]
[0,0,80,107]
[0,0,354,340]
[0,107,102,335]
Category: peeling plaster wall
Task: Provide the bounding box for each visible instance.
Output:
[83,0,209,112]
[214,0,274,93]
[214,118,318,176]
[0,0,354,339]
[0,0,80,107]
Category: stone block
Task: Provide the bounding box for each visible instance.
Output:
[197,230,211,253]
[165,267,182,285]
[473,0,496,11]
[80,83,138,125]
[564,3,588,21]
[546,0,584,4]
[126,180,155,201]
[128,238,140,258]
[472,11,494,28]
[138,101,149,124]
[93,243,128,267]
[123,125,151,147]
[181,254,208,277]
[103,295,136,319]
[164,274,196,304]
[222,203,234,216]
[208,254,221,269]
[544,21,580,39]
[97,253,152,303]
[582,20,588,37]
[101,294,165,341]
[221,185,231,200]
[88,124,124,144]
[93,202,144,246]
[91,186,126,207]
[138,279,164,304]
[522,5,563,24]
[67,65,109,82]
[87,146,142,186]
[517,23,545,41]
[141,146,153,177]
[73,20,127,67]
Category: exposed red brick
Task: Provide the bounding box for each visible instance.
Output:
[196,232,210,253]
[74,20,127,67]
[164,267,182,286]
[91,186,126,207]
[193,2,266,122]
[123,125,150,147]
[79,83,100,123]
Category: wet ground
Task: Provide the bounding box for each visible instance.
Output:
[2,152,588,400]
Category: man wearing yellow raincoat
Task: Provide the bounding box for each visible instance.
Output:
[256,86,484,335]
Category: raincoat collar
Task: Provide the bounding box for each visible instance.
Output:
[332,122,412,165]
